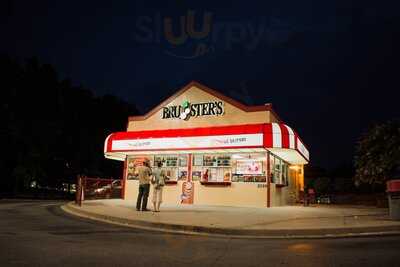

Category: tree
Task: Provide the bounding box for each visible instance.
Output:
[0,54,139,196]
[354,120,400,186]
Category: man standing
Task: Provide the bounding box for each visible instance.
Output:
[136,160,152,211]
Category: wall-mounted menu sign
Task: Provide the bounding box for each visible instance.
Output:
[193,154,204,166]
[155,155,178,167]
[236,160,262,175]
[179,156,188,167]
[203,155,231,167]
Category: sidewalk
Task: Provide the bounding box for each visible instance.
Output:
[62,199,400,238]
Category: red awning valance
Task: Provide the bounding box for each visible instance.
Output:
[104,123,309,164]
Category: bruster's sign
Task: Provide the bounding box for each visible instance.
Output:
[162,100,224,120]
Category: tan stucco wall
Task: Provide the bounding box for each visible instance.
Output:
[123,178,302,208]
[123,161,304,208]
[127,86,277,131]
[124,180,267,208]
[124,180,139,202]
[194,182,267,208]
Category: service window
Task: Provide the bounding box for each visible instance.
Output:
[154,155,179,181]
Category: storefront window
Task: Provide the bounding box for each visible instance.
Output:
[154,155,187,181]
[127,153,285,184]
[270,153,289,186]
[192,154,232,182]
[231,153,266,183]
[282,163,289,186]
[273,157,281,183]
[178,155,188,181]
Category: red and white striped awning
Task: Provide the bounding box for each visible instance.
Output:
[104,123,309,164]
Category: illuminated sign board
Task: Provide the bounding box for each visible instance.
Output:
[111,133,263,151]
[162,100,224,120]
[236,160,263,175]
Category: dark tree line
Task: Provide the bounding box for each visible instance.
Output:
[303,120,399,206]
[0,55,139,196]
[354,120,400,186]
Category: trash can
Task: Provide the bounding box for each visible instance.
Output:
[387,179,400,220]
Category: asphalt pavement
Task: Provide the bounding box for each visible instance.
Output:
[1,200,400,267]
[64,199,400,238]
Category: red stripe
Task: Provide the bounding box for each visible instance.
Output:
[106,124,265,152]
[110,123,265,140]
[263,124,273,148]
[279,124,290,148]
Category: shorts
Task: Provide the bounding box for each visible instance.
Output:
[152,186,163,203]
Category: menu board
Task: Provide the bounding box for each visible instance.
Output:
[166,156,178,167]
[203,155,231,167]
[217,156,231,166]
[193,154,203,166]
[204,155,216,167]
[179,156,188,167]
[236,160,262,175]
[155,155,178,167]
[231,175,266,182]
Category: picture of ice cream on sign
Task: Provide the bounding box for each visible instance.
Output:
[181,181,194,204]
[236,160,262,175]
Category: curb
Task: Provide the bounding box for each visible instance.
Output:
[62,202,400,239]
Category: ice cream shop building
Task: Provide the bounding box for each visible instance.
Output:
[104,81,309,207]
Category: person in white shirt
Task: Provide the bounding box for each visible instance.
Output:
[151,161,168,212]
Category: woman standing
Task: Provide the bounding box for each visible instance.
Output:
[151,161,168,212]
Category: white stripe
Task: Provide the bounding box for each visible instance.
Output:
[111,133,264,151]
[285,125,295,149]
[297,137,310,161]
[104,134,113,153]
[272,123,282,148]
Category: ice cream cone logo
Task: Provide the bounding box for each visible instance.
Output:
[179,100,191,120]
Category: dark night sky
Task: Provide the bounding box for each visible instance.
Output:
[1,0,400,168]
